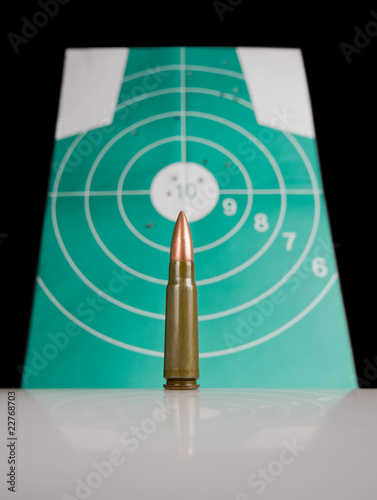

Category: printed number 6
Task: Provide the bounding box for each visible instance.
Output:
[312,257,328,277]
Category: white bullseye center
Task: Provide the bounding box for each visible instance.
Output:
[150,162,220,222]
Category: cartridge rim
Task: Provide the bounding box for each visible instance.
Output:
[164,378,199,390]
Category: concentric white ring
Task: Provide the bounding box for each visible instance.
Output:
[83,108,287,286]
[47,70,324,364]
[51,109,318,320]
[116,135,253,253]
[37,274,338,357]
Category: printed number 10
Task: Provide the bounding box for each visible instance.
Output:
[177,183,198,199]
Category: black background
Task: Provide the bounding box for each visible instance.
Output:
[2,1,376,387]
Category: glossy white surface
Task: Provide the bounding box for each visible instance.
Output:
[1,389,376,499]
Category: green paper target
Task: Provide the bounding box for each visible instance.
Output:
[23,47,356,389]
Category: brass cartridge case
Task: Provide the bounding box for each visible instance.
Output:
[164,261,199,389]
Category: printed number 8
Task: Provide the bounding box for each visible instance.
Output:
[254,213,269,232]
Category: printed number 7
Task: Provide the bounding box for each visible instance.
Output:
[282,232,297,251]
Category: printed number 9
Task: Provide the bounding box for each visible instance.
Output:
[222,198,237,216]
[312,257,328,277]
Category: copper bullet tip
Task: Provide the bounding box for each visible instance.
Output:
[170,211,194,262]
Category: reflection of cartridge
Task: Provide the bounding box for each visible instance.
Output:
[164,390,200,459]
[164,211,199,390]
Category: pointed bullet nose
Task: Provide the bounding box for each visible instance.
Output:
[170,211,194,262]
